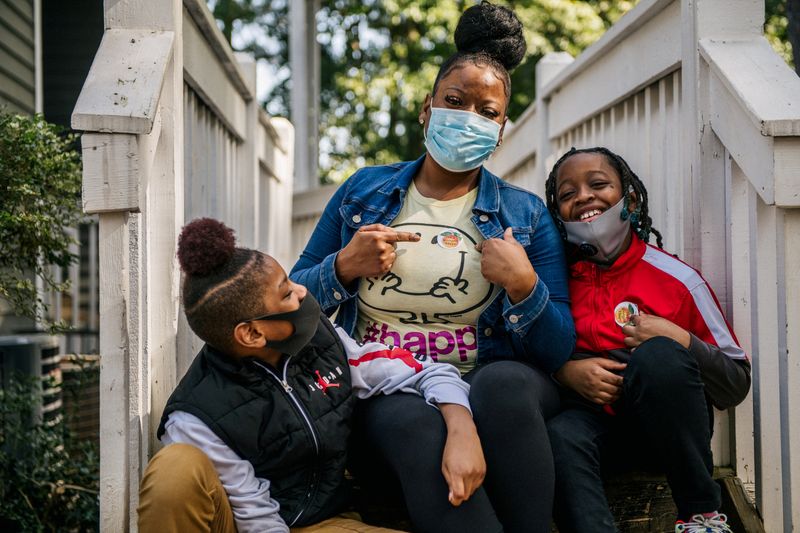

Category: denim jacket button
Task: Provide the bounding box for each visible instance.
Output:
[333,290,342,301]
[352,214,362,224]
[479,214,489,222]
[509,314,520,324]
[484,327,493,337]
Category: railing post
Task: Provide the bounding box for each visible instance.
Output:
[290,0,320,191]
[266,117,295,267]
[728,160,759,511]
[72,1,184,530]
[680,0,762,267]
[681,0,778,526]
[235,53,259,248]
[535,52,573,190]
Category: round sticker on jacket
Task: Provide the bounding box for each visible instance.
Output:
[614,301,639,327]
[436,230,462,249]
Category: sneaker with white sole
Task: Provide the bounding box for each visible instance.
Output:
[674,512,733,532]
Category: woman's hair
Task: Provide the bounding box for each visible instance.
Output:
[544,147,664,249]
[177,218,271,352]
[433,1,526,100]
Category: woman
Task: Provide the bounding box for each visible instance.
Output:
[290,3,574,532]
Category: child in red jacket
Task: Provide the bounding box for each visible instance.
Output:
[544,147,750,533]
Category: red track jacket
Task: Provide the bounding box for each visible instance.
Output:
[569,234,747,363]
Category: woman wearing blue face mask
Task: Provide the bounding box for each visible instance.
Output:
[290,3,575,532]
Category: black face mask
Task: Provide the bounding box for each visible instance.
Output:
[249,294,321,357]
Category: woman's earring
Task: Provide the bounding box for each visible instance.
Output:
[419,118,424,125]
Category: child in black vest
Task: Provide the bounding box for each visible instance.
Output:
[137,218,483,533]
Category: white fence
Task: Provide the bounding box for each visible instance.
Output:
[71,0,294,529]
[291,0,800,529]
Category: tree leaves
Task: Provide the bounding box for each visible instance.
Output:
[0,111,82,328]
[211,1,793,184]
[211,0,638,184]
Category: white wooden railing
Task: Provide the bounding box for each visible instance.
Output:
[290,0,800,529]
[71,0,293,529]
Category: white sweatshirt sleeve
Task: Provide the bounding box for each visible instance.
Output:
[334,326,471,413]
[162,411,289,533]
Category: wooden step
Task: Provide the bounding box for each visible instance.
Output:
[350,468,765,532]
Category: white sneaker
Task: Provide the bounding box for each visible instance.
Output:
[675,512,733,532]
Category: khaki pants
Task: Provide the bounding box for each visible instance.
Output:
[138,443,404,533]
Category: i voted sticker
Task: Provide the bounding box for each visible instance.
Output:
[436,230,462,249]
[614,301,639,327]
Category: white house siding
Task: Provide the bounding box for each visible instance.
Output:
[0,0,35,115]
[0,0,36,333]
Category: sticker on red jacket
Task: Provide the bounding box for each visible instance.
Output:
[613,301,639,327]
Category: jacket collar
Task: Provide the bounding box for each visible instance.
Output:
[201,343,266,386]
[377,154,501,214]
[570,233,647,279]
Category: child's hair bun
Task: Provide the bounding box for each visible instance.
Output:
[454,1,526,72]
[177,218,236,276]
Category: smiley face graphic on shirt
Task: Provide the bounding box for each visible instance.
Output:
[358,222,496,325]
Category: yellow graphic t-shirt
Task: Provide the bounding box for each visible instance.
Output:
[355,181,498,374]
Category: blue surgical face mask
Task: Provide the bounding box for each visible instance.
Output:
[424,107,501,173]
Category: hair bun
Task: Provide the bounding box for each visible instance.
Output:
[177,218,236,276]
[454,1,526,71]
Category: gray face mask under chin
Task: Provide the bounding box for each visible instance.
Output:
[560,197,631,264]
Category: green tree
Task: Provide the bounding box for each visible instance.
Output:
[315,0,638,182]
[210,0,638,182]
[212,0,796,184]
[0,373,99,531]
[0,111,82,329]
[766,0,798,73]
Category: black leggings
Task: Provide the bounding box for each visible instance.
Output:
[350,360,560,533]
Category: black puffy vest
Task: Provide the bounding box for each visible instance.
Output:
[157,315,357,526]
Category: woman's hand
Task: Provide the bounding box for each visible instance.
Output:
[621,313,691,349]
[555,358,627,405]
[439,404,486,506]
[478,227,538,303]
[334,224,420,286]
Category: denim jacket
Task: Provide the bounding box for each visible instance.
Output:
[289,156,575,373]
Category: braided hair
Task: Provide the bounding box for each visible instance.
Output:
[178,218,272,352]
[433,1,526,101]
[544,147,664,249]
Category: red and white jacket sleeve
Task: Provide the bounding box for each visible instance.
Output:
[676,282,751,409]
[334,326,472,413]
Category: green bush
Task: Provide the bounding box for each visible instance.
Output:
[0,110,82,329]
[0,374,99,532]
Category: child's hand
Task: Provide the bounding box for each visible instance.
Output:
[477,227,538,304]
[621,313,691,349]
[555,358,627,404]
[439,404,486,506]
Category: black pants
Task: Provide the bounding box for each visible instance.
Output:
[547,337,721,532]
[349,360,560,533]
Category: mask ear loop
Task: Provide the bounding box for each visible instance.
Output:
[622,187,644,236]
[620,187,635,221]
